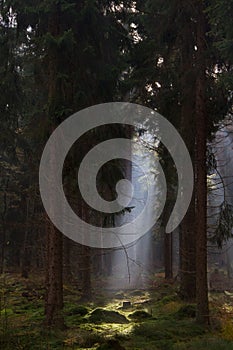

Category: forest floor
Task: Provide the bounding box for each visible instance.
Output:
[1,273,233,349]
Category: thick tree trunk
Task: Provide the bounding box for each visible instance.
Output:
[195,2,209,325]
[179,10,196,300]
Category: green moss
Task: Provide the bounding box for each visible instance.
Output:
[0,308,14,316]
[174,337,233,349]
[132,318,205,349]
[2,273,233,350]
[128,310,152,321]
[63,328,104,348]
[175,304,196,319]
[158,294,178,305]
[66,305,89,316]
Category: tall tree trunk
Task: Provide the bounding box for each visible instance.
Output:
[195,2,209,325]
[179,10,196,300]
[161,146,175,280]
[44,2,64,328]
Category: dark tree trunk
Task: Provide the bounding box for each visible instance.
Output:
[0,180,9,274]
[164,231,173,279]
[179,199,196,300]
[195,2,209,325]
[162,200,174,280]
[44,2,64,328]
[45,218,64,328]
[179,7,196,299]
[161,147,175,280]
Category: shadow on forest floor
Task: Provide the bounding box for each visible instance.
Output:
[1,273,233,349]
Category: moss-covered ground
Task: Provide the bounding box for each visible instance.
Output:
[1,273,233,349]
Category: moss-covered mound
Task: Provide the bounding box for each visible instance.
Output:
[88,308,129,324]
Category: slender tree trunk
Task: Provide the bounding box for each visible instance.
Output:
[0,180,9,274]
[161,148,175,280]
[195,2,209,325]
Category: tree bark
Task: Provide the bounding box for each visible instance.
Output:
[179,6,196,300]
[44,2,64,328]
[195,1,209,325]
[45,218,64,328]
[162,197,174,280]
[179,199,196,300]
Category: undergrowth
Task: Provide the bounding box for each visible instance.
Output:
[1,273,233,349]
